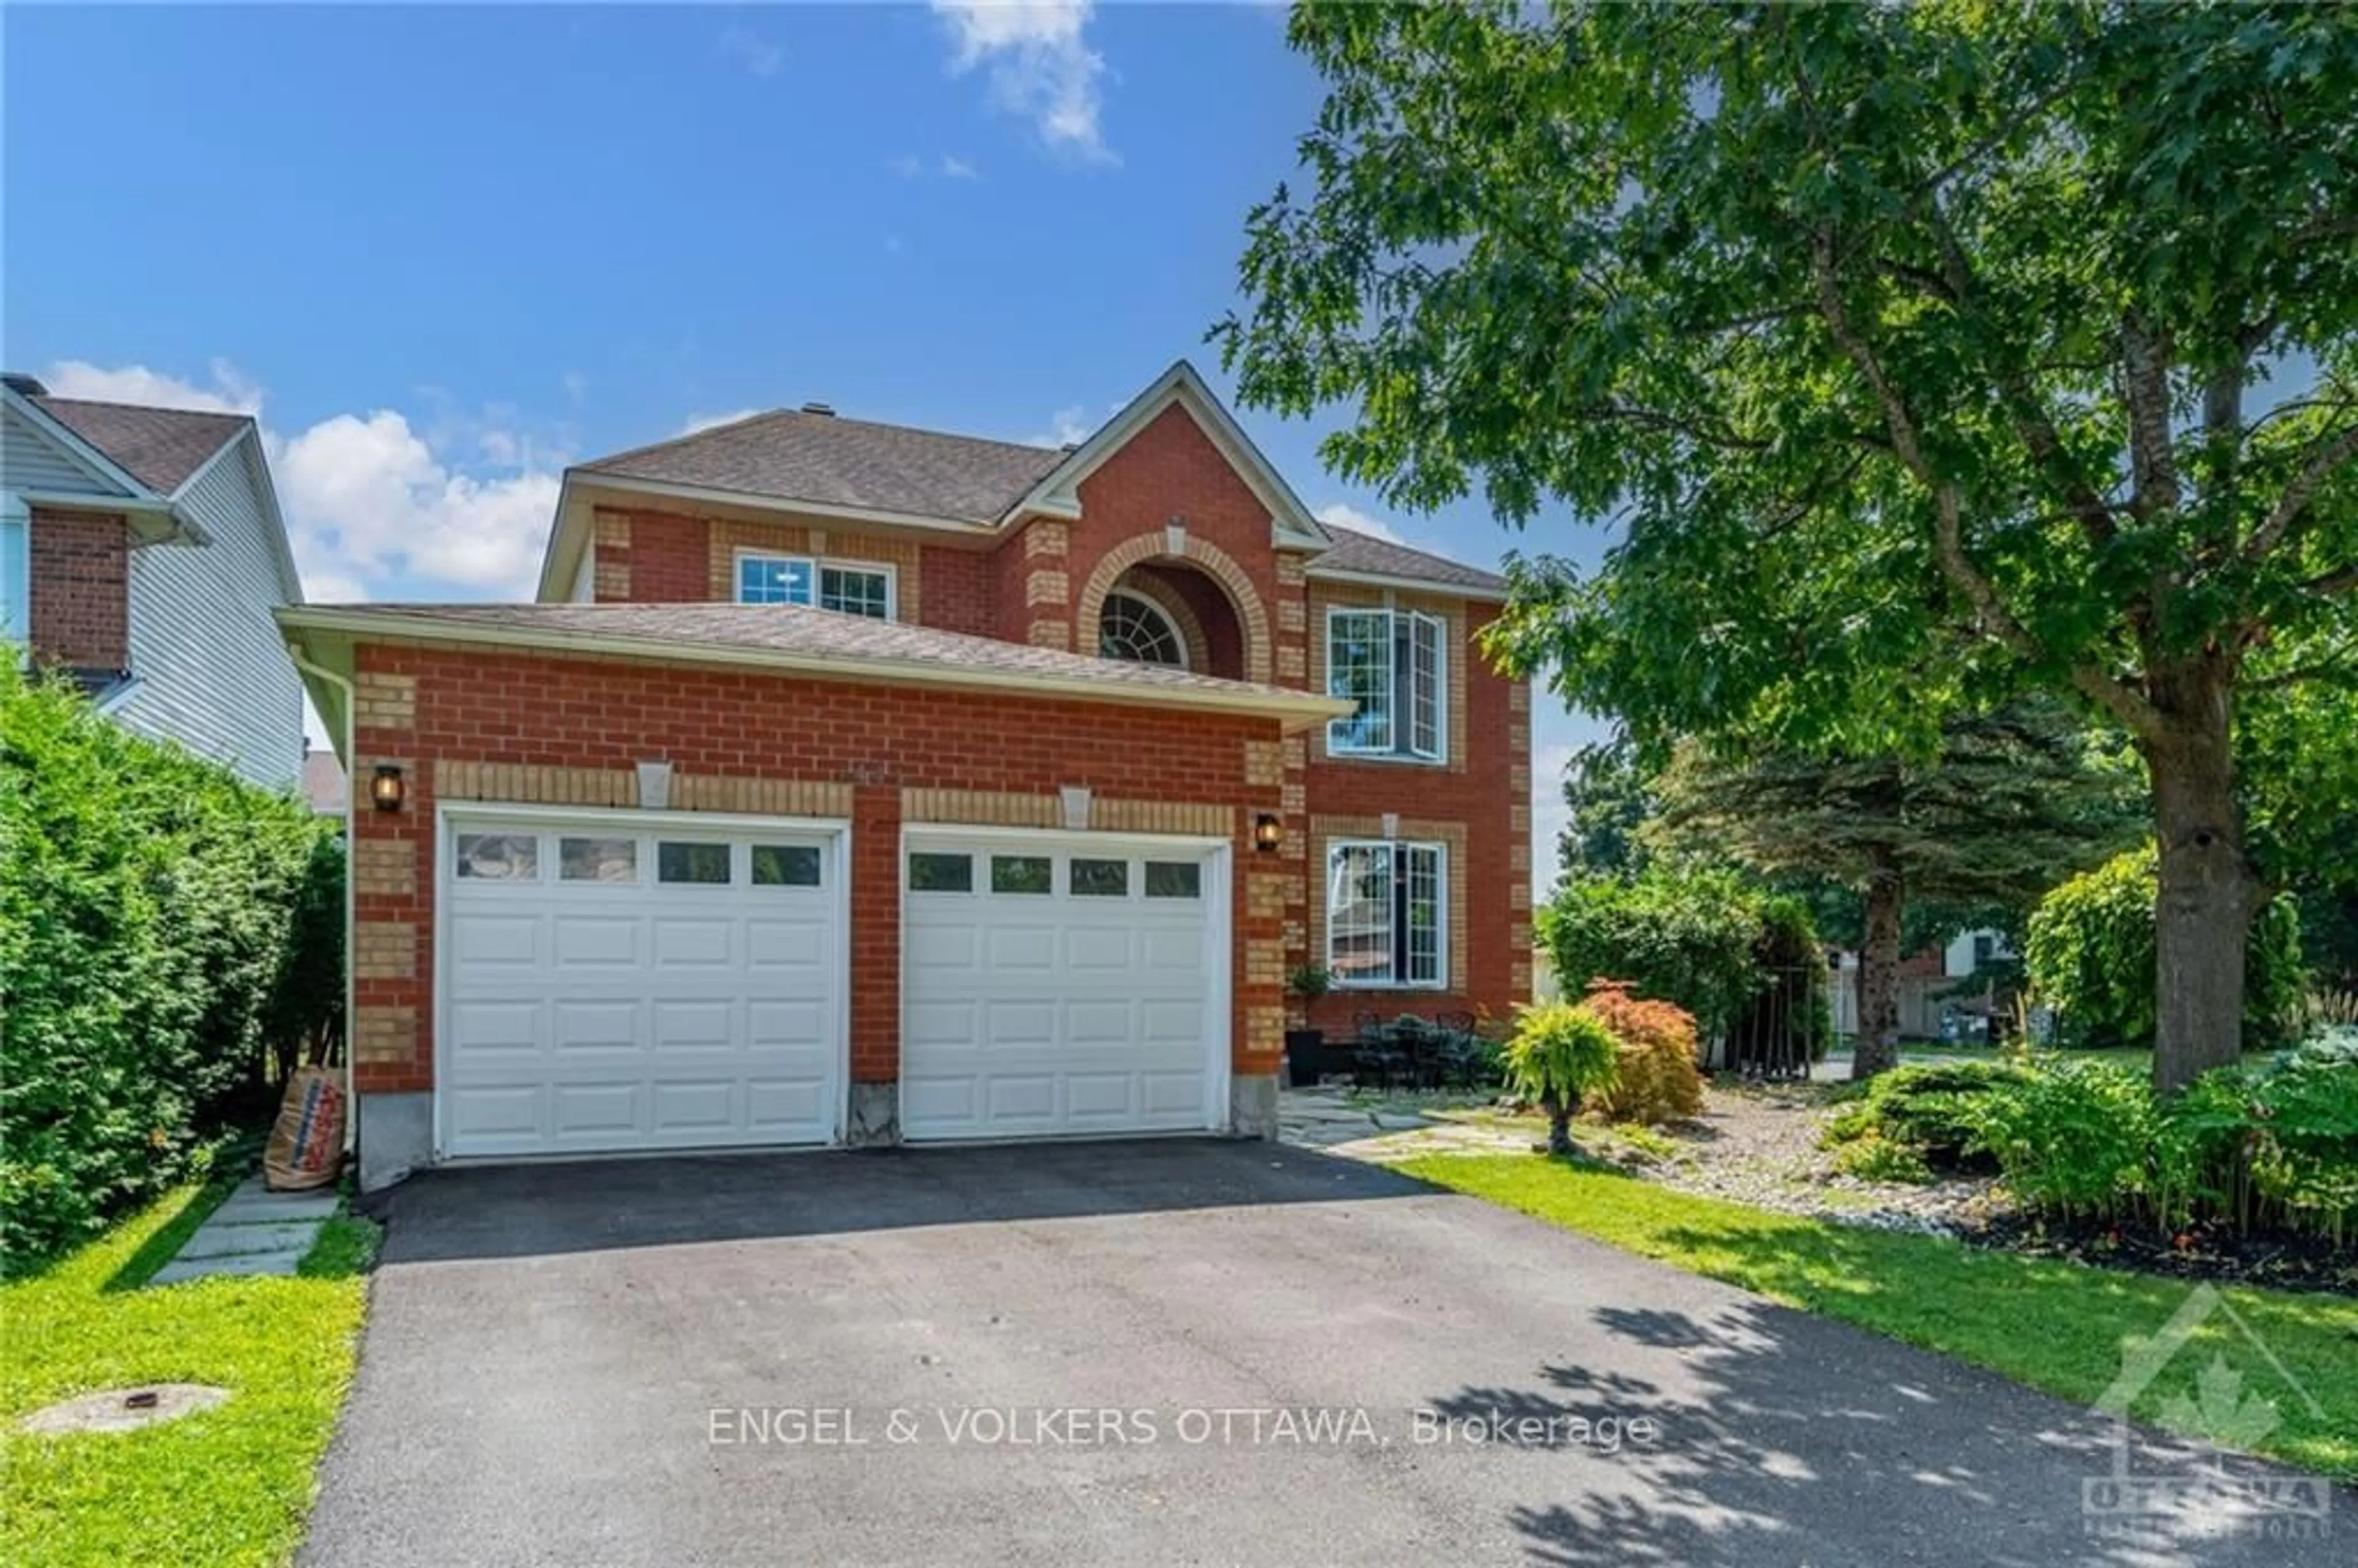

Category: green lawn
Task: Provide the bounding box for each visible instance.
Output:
[0,1184,376,1567]
[1399,1151,2358,1481]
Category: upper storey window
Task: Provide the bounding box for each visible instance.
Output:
[1098,589,1188,669]
[1326,607,1444,763]
[735,551,895,619]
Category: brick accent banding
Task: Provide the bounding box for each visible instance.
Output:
[1026,619,1071,650]
[1073,527,1274,685]
[356,921,417,981]
[1024,569,1070,607]
[354,672,416,731]
[1023,521,1070,558]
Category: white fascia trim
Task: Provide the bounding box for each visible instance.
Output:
[1,387,155,501]
[1000,361,1332,549]
[11,489,194,547]
[1303,565,1509,604]
[274,607,1356,732]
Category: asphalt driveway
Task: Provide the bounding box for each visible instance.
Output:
[303,1140,2336,1567]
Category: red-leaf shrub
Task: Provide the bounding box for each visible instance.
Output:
[1580,979,1705,1125]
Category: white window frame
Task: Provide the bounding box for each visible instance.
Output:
[1099,588,1191,670]
[732,548,898,619]
[1325,838,1448,990]
[1324,606,1446,764]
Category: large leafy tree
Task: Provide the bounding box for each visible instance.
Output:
[1220,1,2358,1090]
[1648,705,2143,1076]
[1557,736,1656,879]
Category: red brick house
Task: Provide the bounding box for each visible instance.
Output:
[281,363,1532,1187]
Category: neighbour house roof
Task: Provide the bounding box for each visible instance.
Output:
[579,411,1067,525]
[31,396,251,495]
[278,601,1352,758]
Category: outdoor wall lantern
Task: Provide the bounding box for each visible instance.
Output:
[1253,813,1283,853]
[370,765,405,813]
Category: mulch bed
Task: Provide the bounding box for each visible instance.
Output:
[1958,1211,2358,1297]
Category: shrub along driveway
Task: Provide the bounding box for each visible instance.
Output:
[302,1140,2343,1567]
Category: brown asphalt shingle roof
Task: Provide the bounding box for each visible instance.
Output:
[579,409,1067,524]
[1310,526,1508,594]
[576,406,1509,594]
[289,601,1341,710]
[32,396,251,494]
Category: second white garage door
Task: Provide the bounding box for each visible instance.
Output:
[900,831,1229,1140]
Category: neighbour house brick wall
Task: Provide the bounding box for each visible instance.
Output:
[346,640,1286,1101]
[27,508,130,671]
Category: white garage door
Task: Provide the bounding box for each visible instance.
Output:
[439,812,845,1159]
[900,831,1229,1140]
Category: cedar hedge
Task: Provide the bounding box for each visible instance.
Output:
[1,664,344,1272]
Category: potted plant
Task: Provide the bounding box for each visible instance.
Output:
[1283,964,1333,1089]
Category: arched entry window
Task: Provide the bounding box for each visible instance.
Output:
[1099,589,1188,669]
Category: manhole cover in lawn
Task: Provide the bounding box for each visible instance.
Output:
[19,1384,230,1435]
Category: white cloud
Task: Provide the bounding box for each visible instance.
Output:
[932,1,1114,163]
[271,411,559,599]
[679,408,764,436]
[1531,742,1574,891]
[41,358,262,414]
[941,154,979,179]
[1029,404,1094,447]
[45,359,564,604]
[720,23,782,78]
[1314,501,1406,544]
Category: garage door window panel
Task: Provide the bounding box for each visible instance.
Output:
[560,836,639,884]
[1144,861,1202,899]
[658,842,733,885]
[909,852,975,893]
[991,854,1053,895]
[457,833,540,882]
[1070,858,1130,898]
[752,844,823,887]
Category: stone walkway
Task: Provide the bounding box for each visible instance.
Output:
[1276,1088,1531,1162]
[150,1175,338,1284]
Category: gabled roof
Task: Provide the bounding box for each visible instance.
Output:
[31,396,251,495]
[1000,361,1331,548]
[279,601,1352,755]
[1310,526,1508,599]
[578,411,1064,525]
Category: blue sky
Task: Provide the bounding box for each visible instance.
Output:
[4,2,1599,866]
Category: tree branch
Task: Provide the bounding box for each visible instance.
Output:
[1808,231,2164,739]
[2298,563,2358,597]
[2246,420,2358,562]
[2119,314,2181,522]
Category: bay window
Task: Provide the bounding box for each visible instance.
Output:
[1326,607,1444,761]
[1326,840,1446,988]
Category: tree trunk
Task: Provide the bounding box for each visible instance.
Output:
[1852,859,1905,1081]
[1541,1092,1574,1156]
[2144,668,2252,1093]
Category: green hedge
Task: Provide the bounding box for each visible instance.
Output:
[2025,845,2305,1050]
[1,665,343,1272]
[1539,867,1826,1060]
